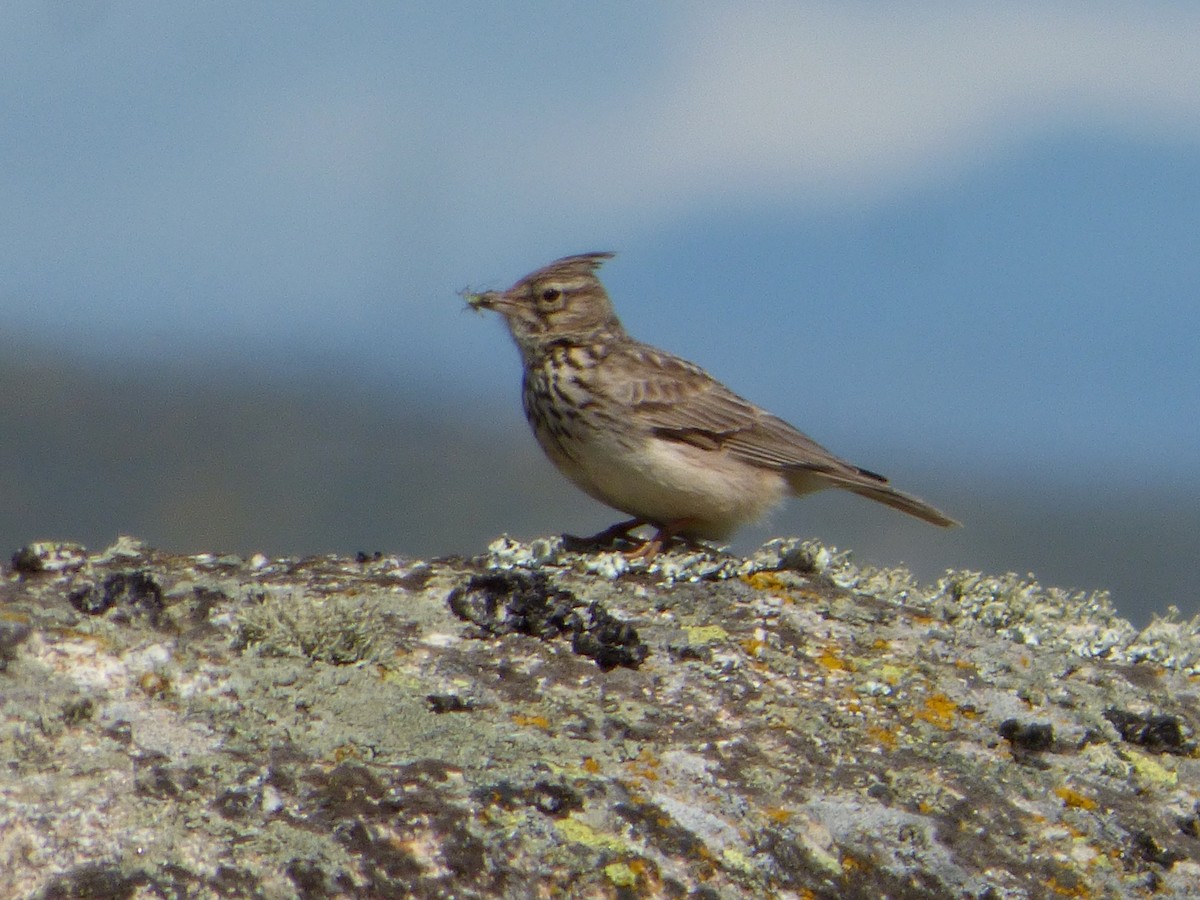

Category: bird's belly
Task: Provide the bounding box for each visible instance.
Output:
[541,426,789,540]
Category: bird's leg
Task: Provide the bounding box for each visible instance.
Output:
[563,518,647,552]
[625,518,696,562]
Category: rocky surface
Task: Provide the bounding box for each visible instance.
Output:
[2,534,1199,898]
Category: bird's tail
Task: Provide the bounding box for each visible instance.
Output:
[792,465,959,528]
[841,479,959,527]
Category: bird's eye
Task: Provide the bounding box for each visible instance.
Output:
[540,287,562,304]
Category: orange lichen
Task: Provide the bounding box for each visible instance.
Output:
[1044,875,1092,897]
[740,572,791,593]
[624,749,661,783]
[816,647,854,672]
[511,713,551,730]
[867,726,898,749]
[1054,786,1098,811]
[914,693,958,730]
[739,637,767,657]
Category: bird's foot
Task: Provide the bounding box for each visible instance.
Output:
[562,519,648,553]
[624,519,699,563]
[564,518,708,563]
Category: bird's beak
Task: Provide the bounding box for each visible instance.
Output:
[463,289,504,312]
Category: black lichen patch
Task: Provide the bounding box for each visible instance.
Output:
[42,863,154,900]
[103,719,133,745]
[336,818,423,883]
[10,546,43,575]
[209,865,264,897]
[667,641,713,663]
[426,693,476,713]
[754,827,828,892]
[1130,829,1186,869]
[67,571,164,626]
[130,752,203,802]
[307,766,422,887]
[303,760,465,831]
[134,761,183,800]
[214,787,259,820]
[286,858,357,899]
[61,697,96,726]
[0,618,32,671]
[572,602,649,671]
[999,718,1054,753]
[757,825,963,899]
[448,570,579,639]
[1105,708,1190,754]
[527,781,585,817]
[307,763,400,822]
[187,586,230,625]
[393,565,436,592]
[614,797,712,864]
[1177,805,1200,839]
[474,779,585,819]
[448,571,647,670]
[300,761,497,896]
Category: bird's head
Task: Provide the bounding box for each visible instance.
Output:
[465,252,625,354]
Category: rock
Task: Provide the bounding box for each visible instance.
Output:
[2,535,1199,897]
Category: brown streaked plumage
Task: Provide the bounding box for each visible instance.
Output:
[467,252,957,557]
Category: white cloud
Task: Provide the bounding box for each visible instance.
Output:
[523,3,1200,218]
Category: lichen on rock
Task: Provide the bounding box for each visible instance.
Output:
[2,535,1200,897]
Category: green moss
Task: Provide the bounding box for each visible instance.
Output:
[554,817,629,853]
[684,625,728,645]
[603,862,637,887]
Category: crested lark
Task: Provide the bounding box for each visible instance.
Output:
[467,252,957,558]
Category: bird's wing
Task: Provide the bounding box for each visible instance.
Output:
[600,345,886,482]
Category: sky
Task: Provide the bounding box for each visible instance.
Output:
[3,3,1198,571]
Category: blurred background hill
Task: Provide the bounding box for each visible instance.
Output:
[3,4,1197,624]
[3,338,1194,626]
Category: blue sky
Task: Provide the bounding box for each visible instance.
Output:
[4,2,1198,491]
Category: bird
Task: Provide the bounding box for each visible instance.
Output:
[465,252,957,559]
